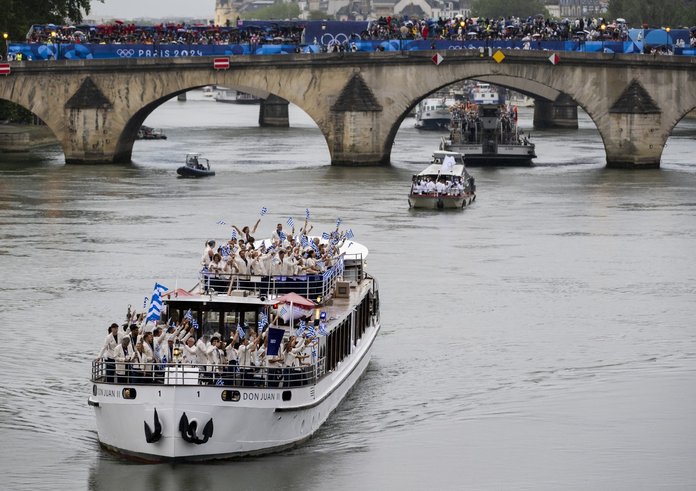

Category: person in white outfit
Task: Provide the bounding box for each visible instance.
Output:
[98,323,119,382]
[114,337,134,384]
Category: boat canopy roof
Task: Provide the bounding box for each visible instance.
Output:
[415,163,466,178]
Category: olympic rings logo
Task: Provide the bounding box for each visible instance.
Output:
[116,48,135,57]
[320,33,350,45]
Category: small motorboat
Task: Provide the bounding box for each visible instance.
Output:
[177,153,215,178]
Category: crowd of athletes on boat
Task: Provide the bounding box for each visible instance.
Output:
[202,217,352,278]
[95,214,354,385]
[410,155,475,196]
[448,101,530,146]
[96,315,318,386]
[22,16,696,47]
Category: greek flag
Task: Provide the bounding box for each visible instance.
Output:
[296,320,306,337]
[301,235,309,248]
[184,309,199,330]
[258,312,268,332]
[260,206,268,216]
[319,322,328,336]
[215,376,224,386]
[322,232,330,240]
[336,217,342,227]
[279,305,288,317]
[345,228,354,240]
[287,216,295,228]
[236,324,245,339]
[146,282,169,323]
[230,229,237,240]
[278,231,286,241]
[161,355,168,365]
[220,244,231,258]
[311,241,320,254]
[143,296,148,309]
[216,219,227,225]
[305,208,310,220]
[306,324,316,338]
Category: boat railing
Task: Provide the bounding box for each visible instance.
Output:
[91,358,326,388]
[200,254,351,300]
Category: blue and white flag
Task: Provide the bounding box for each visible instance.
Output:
[345,228,354,240]
[258,312,268,333]
[296,319,306,337]
[215,376,224,386]
[286,216,295,228]
[146,282,169,323]
[305,208,310,220]
[161,355,168,365]
[311,241,320,254]
[301,235,309,248]
[184,309,199,330]
[143,296,148,309]
[236,324,246,339]
[336,217,342,227]
[322,232,330,240]
[306,324,316,338]
[230,229,237,240]
[220,244,231,258]
[278,231,286,241]
[260,206,268,216]
[216,219,227,225]
[319,322,329,336]
[279,305,288,318]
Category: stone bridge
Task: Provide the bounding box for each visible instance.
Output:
[1,50,694,167]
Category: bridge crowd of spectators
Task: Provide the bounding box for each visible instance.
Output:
[21,16,696,49]
[25,22,304,46]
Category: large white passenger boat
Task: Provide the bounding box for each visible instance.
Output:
[414,95,455,130]
[89,239,380,461]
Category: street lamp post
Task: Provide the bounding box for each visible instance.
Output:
[600,23,606,53]
[3,33,8,61]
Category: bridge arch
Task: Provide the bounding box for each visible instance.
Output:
[0,95,65,158]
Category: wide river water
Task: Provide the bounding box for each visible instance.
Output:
[1,91,695,490]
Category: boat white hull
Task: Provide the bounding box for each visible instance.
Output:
[408,193,475,209]
[90,323,380,461]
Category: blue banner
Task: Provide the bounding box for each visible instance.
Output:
[9,35,692,60]
[266,327,286,357]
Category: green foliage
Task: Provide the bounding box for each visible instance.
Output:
[470,0,549,19]
[607,0,696,27]
[245,1,301,20]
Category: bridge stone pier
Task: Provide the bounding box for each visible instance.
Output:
[1,50,694,168]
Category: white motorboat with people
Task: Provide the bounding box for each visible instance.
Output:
[177,153,215,178]
[89,220,381,461]
[440,101,536,166]
[408,151,476,209]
